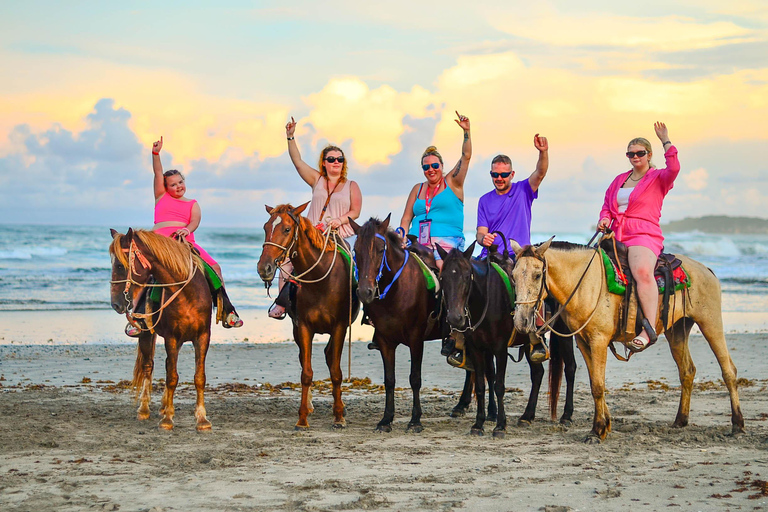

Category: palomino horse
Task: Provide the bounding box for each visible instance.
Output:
[511,238,744,442]
[437,243,576,437]
[350,216,443,432]
[110,228,213,431]
[258,203,358,430]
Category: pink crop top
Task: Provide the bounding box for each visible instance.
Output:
[154,193,197,225]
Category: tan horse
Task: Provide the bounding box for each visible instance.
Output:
[510,238,744,442]
[110,229,213,431]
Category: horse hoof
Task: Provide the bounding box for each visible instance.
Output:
[196,420,212,431]
[731,425,746,436]
[406,424,424,433]
[450,408,467,418]
[492,429,506,439]
[470,428,484,436]
[137,411,150,421]
[332,421,347,430]
[158,419,174,430]
[517,419,532,427]
[583,435,602,444]
[375,424,392,433]
[294,424,310,431]
[559,418,573,427]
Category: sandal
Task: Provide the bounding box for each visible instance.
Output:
[627,335,651,353]
[125,322,141,338]
[224,312,244,328]
[268,304,286,320]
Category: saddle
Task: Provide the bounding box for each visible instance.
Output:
[599,236,686,343]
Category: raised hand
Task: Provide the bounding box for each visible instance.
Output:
[454,111,470,131]
[152,136,163,154]
[286,116,297,138]
[534,133,548,152]
[654,121,669,142]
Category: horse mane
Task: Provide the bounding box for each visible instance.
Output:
[357,217,402,251]
[271,204,334,253]
[111,230,202,277]
[519,240,590,258]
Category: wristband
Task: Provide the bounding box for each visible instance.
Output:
[152,152,160,155]
[287,137,295,141]
[662,141,671,146]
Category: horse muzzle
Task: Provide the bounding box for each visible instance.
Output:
[357,283,375,305]
[513,305,536,333]
[258,261,277,283]
[447,309,467,330]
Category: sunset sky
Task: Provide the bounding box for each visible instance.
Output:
[1,1,766,233]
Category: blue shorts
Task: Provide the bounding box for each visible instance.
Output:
[430,236,465,261]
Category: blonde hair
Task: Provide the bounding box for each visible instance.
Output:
[421,146,444,167]
[317,145,348,183]
[627,137,655,168]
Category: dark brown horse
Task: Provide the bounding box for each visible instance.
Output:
[257,203,358,430]
[437,243,576,437]
[110,228,213,430]
[350,215,445,432]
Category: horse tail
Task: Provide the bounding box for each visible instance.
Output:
[548,334,564,421]
[132,337,156,401]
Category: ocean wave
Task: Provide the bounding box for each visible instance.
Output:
[0,246,68,260]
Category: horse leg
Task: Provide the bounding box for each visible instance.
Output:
[376,335,396,432]
[518,347,544,426]
[159,337,181,430]
[134,333,156,421]
[485,351,497,422]
[407,340,425,433]
[470,351,486,436]
[665,318,695,428]
[193,331,212,431]
[695,313,744,433]
[295,323,314,430]
[560,333,577,425]
[492,348,508,438]
[451,371,474,417]
[324,325,347,429]
[576,335,611,442]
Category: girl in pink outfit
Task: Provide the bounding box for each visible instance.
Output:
[268,117,363,319]
[597,122,679,352]
[125,138,243,336]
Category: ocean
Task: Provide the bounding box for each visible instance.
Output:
[1,224,766,338]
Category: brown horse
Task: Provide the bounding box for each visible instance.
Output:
[511,238,744,442]
[257,203,358,430]
[350,215,444,432]
[109,228,213,431]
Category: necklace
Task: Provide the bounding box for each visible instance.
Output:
[628,173,642,181]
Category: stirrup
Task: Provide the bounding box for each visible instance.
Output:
[223,312,244,328]
[627,335,651,353]
[447,349,474,371]
[528,333,550,363]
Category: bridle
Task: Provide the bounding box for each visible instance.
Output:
[443,256,491,333]
[357,233,409,300]
[110,237,198,332]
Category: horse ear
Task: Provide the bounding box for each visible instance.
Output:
[462,241,476,259]
[110,228,119,239]
[380,213,391,232]
[265,205,274,214]
[509,239,523,256]
[349,217,361,234]
[293,201,310,216]
[535,236,555,256]
[126,227,134,239]
[435,243,449,260]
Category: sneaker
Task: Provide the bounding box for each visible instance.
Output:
[125,322,141,338]
[224,312,244,328]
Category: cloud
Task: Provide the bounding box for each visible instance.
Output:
[683,167,709,191]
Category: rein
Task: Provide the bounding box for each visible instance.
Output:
[369,233,409,300]
[447,257,492,333]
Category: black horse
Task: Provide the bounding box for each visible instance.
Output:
[437,243,577,437]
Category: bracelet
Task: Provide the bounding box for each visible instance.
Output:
[287,137,295,141]
[152,152,160,155]
[662,141,671,145]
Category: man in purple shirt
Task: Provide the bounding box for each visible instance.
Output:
[476,133,550,361]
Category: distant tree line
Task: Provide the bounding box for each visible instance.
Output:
[663,215,768,234]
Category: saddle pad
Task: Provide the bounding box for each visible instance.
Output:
[490,261,516,305]
[600,248,691,295]
[335,243,358,288]
[411,252,439,294]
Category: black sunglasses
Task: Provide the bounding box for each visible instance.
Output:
[325,156,345,164]
[626,150,648,158]
[422,163,441,171]
[490,171,512,178]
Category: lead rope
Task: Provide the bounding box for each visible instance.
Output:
[330,229,354,382]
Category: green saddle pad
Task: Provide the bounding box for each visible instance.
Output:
[411,252,438,293]
[600,248,691,295]
[490,261,515,305]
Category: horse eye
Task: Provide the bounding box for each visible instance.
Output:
[283,227,290,233]
[534,272,542,280]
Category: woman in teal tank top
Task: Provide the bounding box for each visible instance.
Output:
[399,111,472,270]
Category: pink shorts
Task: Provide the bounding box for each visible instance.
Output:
[153,227,218,267]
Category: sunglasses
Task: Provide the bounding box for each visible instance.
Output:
[325,156,345,164]
[422,163,441,171]
[490,171,512,179]
[626,150,648,158]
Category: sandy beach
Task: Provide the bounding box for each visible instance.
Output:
[1,328,767,511]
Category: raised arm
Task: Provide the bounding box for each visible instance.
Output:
[528,133,549,193]
[152,137,165,200]
[654,121,680,189]
[327,181,363,229]
[286,116,321,187]
[445,111,472,194]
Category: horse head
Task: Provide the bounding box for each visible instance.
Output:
[510,237,553,333]
[350,214,392,304]
[109,228,154,314]
[437,242,476,330]
[258,202,309,284]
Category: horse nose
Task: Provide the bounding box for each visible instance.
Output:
[447,310,465,329]
[260,262,275,281]
[358,286,375,304]
[111,301,125,314]
[513,307,533,332]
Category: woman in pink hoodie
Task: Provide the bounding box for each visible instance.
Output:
[597,122,679,352]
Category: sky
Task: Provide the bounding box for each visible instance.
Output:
[1,0,766,234]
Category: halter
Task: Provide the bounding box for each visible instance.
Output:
[444,256,492,333]
[356,233,409,300]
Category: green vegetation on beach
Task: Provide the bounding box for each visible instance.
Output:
[663,215,768,234]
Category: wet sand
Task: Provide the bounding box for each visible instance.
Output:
[1,333,767,511]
